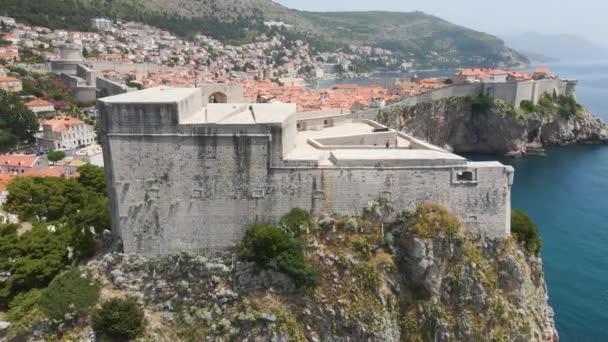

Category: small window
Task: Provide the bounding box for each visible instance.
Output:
[191,189,202,198]
[457,171,474,182]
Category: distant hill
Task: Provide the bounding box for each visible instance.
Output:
[503,32,608,62]
[1,0,528,69]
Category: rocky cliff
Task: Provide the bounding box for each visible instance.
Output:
[10,205,557,341]
[377,96,608,156]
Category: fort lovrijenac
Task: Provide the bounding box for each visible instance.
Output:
[98,85,514,256]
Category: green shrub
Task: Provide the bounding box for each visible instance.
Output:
[520,100,537,113]
[279,208,315,237]
[39,268,100,321]
[239,223,292,264]
[408,204,461,238]
[239,222,320,288]
[93,297,146,341]
[6,289,45,334]
[511,210,542,256]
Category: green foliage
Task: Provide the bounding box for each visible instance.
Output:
[77,164,107,196]
[0,224,71,306]
[520,100,537,113]
[239,222,320,288]
[471,95,495,115]
[39,268,100,321]
[279,207,315,237]
[352,263,382,291]
[0,175,109,306]
[5,289,46,334]
[408,203,461,238]
[0,90,38,149]
[47,150,65,163]
[557,95,583,116]
[511,210,542,256]
[93,297,146,341]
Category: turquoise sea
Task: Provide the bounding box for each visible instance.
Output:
[322,61,608,341]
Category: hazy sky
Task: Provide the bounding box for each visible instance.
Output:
[275,0,607,46]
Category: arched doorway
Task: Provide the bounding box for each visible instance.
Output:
[209,92,227,103]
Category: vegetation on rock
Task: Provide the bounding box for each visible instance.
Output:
[279,207,316,237]
[93,297,146,341]
[39,268,100,321]
[239,221,320,288]
[511,209,542,256]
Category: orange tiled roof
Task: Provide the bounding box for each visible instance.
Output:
[0,76,19,82]
[0,155,39,168]
[42,116,84,133]
[25,99,53,107]
[0,173,16,191]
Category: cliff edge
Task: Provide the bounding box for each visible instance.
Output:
[377,95,608,156]
[5,205,557,341]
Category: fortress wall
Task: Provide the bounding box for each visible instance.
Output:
[76,64,97,87]
[96,77,130,97]
[314,132,397,147]
[104,127,511,256]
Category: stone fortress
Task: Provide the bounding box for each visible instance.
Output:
[99,85,515,256]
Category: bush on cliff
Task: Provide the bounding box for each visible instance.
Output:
[408,203,462,238]
[39,268,100,321]
[93,297,146,341]
[280,207,316,237]
[239,222,320,288]
[511,210,542,256]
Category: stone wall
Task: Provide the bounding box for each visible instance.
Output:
[96,77,131,97]
[100,99,512,256]
[384,79,575,111]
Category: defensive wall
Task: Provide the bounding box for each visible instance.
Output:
[99,86,514,256]
[355,78,578,121]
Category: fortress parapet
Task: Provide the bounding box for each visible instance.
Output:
[99,86,514,256]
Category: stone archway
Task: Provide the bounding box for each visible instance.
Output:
[209,92,227,103]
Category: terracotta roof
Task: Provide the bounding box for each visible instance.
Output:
[0,155,39,168]
[0,76,19,82]
[535,67,550,74]
[23,168,65,178]
[42,116,84,132]
[0,173,16,191]
[25,99,53,107]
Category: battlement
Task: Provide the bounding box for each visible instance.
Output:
[99,86,515,256]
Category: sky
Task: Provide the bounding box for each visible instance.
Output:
[275,0,607,46]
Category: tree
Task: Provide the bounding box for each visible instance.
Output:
[0,91,38,149]
[77,164,106,196]
[47,151,65,163]
[93,298,146,341]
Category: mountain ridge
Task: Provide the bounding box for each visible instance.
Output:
[1,0,529,68]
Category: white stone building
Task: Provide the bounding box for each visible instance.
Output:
[36,116,96,150]
[0,76,22,93]
[25,99,55,114]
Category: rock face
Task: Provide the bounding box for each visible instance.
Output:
[377,96,608,156]
[72,213,556,341]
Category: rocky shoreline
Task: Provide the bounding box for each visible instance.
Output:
[377,96,608,157]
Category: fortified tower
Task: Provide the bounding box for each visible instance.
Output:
[99,85,515,256]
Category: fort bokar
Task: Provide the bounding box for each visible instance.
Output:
[98,85,514,256]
